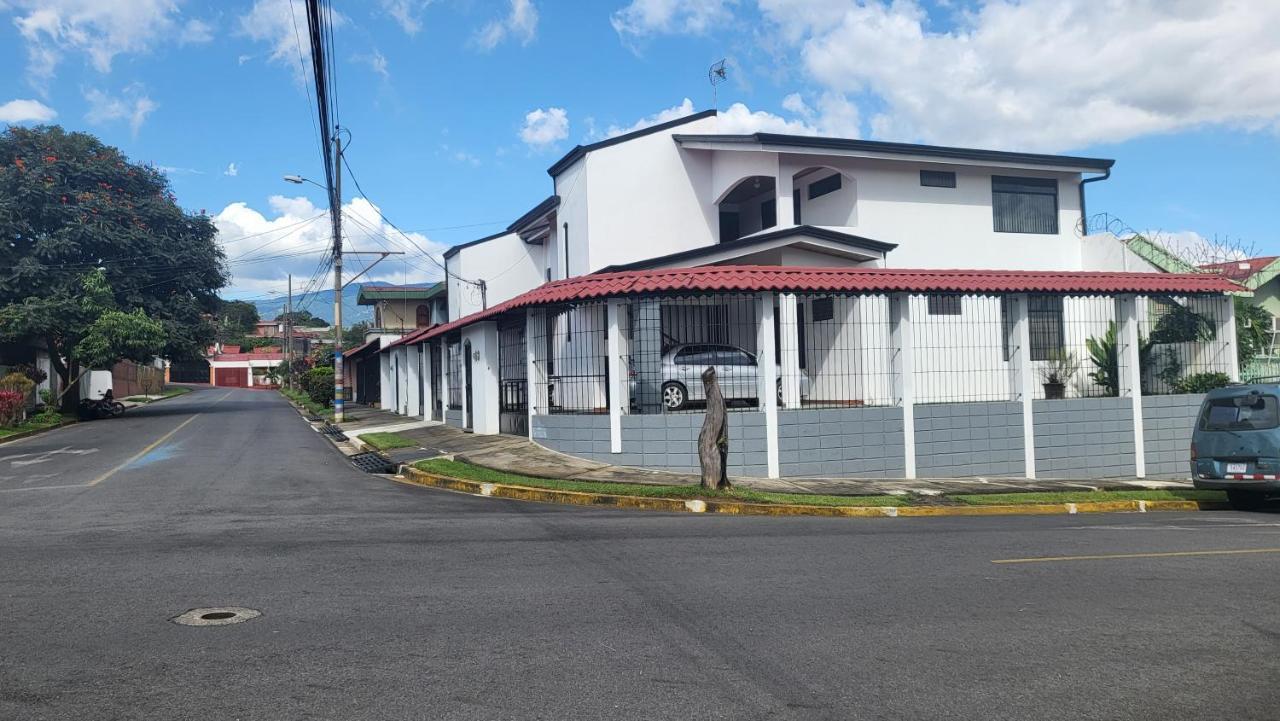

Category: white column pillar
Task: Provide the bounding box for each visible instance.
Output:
[1006,294,1037,478]
[890,293,917,479]
[527,310,548,438]
[246,364,254,387]
[756,292,780,479]
[420,343,432,421]
[1219,294,1240,382]
[778,293,802,408]
[464,322,500,435]
[440,341,450,423]
[406,345,421,418]
[606,300,625,453]
[775,155,795,229]
[1117,294,1146,478]
[379,351,392,409]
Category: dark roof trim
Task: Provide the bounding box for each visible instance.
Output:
[356,281,446,304]
[596,225,898,273]
[507,195,560,232]
[673,133,1115,171]
[441,229,512,260]
[547,109,718,177]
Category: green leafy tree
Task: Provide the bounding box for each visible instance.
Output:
[1235,297,1270,368]
[277,309,323,326]
[0,126,227,391]
[219,300,260,336]
[343,321,370,347]
[75,308,166,369]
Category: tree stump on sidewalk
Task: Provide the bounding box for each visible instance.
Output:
[698,366,731,491]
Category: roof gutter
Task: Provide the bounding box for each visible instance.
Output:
[1078,168,1111,235]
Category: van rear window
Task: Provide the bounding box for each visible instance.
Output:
[1200,395,1280,431]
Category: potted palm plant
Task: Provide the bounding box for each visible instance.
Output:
[1040,351,1079,400]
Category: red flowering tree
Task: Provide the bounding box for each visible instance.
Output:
[0,126,228,399]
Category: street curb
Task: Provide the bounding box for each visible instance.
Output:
[397,466,1231,518]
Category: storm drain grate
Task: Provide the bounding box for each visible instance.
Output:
[350,451,395,474]
[319,423,348,441]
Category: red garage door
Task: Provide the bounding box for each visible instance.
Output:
[213,368,247,387]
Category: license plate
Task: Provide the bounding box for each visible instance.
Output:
[1227,463,1248,474]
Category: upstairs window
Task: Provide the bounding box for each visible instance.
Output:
[992,176,1058,234]
[808,173,841,200]
[920,170,956,188]
[416,304,430,328]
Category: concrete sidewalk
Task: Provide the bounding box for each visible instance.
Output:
[352,415,1193,497]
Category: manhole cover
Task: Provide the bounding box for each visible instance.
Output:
[350,451,395,474]
[170,606,261,627]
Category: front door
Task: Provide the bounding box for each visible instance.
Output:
[463,340,474,430]
[430,344,443,421]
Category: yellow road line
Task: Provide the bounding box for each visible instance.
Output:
[993,548,1280,564]
[86,414,200,486]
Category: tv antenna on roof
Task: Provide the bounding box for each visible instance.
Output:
[708,59,727,110]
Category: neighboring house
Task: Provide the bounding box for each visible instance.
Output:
[376,110,1242,482]
[208,350,285,388]
[253,320,282,338]
[1200,256,1280,361]
[350,282,447,406]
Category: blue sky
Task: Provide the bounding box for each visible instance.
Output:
[2,0,1278,300]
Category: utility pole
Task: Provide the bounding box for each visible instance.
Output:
[285,273,293,390]
[331,128,345,422]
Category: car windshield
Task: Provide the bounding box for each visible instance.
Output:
[1200,395,1280,431]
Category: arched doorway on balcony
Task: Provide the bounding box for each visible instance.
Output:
[716,175,776,243]
[791,166,856,227]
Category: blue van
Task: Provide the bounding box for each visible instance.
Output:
[1191,384,1280,509]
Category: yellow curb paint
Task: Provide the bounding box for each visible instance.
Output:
[395,467,1227,520]
[993,547,1280,564]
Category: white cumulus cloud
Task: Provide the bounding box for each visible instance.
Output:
[601,97,825,139]
[7,0,199,92]
[611,0,737,40]
[520,106,569,148]
[380,0,431,36]
[759,0,1280,151]
[224,162,239,177]
[240,0,346,83]
[604,97,696,138]
[83,85,157,137]
[473,0,538,51]
[0,98,57,124]
[214,195,448,296]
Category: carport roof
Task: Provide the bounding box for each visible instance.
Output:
[385,265,1242,349]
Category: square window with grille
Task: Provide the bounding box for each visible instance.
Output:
[1000,296,1065,361]
[927,294,962,315]
[992,176,1058,234]
[920,170,956,188]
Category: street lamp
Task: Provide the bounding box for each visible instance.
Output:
[282,174,326,190]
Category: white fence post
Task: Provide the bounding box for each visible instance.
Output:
[1117,294,1146,478]
[1219,294,1240,382]
[757,292,780,479]
[1007,294,1037,478]
[778,293,802,409]
[526,310,544,439]
[606,300,624,454]
[890,293,917,479]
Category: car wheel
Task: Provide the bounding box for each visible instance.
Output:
[1227,490,1268,511]
[662,382,687,411]
[776,378,784,404]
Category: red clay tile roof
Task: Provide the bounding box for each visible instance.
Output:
[1200,256,1279,282]
[386,265,1243,349]
[211,352,284,362]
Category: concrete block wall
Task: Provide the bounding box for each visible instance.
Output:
[778,407,905,478]
[915,402,1025,477]
[1032,397,1134,478]
[445,409,464,428]
[531,413,611,458]
[532,412,770,477]
[1142,393,1204,479]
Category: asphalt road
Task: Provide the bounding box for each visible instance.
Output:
[3,385,1280,720]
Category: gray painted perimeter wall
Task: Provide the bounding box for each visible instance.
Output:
[915,402,1025,477]
[1032,397,1134,478]
[778,407,905,478]
[533,412,769,477]
[1142,393,1204,479]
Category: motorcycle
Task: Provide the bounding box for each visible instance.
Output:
[78,389,126,420]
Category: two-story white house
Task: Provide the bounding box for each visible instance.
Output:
[380,110,1240,482]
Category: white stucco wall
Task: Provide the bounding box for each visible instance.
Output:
[447,231,546,321]
[1081,232,1167,273]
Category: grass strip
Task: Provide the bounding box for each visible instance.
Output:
[953,489,1226,505]
[0,413,72,440]
[124,387,192,403]
[413,458,909,507]
[361,432,418,451]
[279,388,333,420]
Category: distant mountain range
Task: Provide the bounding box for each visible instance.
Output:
[235,284,375,326]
